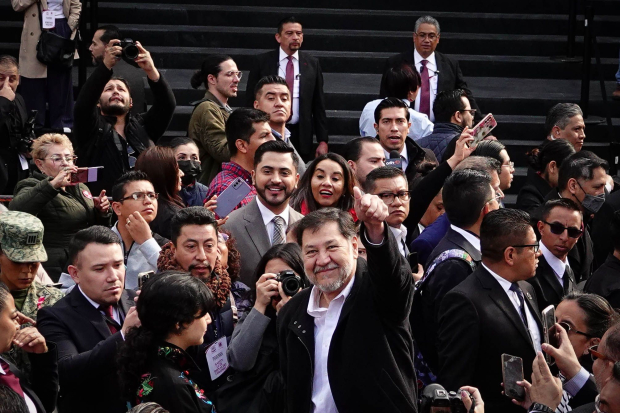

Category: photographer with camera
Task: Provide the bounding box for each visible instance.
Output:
[73,37,176,194]
[0,55,33,195]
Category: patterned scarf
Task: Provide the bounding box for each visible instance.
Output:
[157,242,231,308]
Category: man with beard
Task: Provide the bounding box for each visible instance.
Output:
[88,25,146,113]
[222,140,303,286]
[73,37,175,193]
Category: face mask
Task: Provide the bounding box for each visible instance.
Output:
[582,192,605,214]
[178,160,201,186]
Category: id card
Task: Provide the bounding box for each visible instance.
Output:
[42,10,55,29]
[205,337,229,380]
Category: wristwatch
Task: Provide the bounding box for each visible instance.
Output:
[528,403,555,413]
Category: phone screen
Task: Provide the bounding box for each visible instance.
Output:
[502,354,525,401]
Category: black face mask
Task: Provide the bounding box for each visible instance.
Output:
[178,160,201,186]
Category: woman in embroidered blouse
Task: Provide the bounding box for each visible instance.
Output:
[118,271,217,413]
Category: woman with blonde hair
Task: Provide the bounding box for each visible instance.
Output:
[10,133,111,280]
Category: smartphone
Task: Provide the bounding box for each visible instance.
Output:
[470,113,497,146]
[213,177,252,218]
[70,166,103,184]
[502,353,525,401]
[542,305,559,365]
[407,252,419,269]
[137,271,154,289]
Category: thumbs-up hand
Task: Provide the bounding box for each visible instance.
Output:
[0,80,15,101]
[93,189,110,214]
[353,186,387,242]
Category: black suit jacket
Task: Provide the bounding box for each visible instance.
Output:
[585,254,620,308]
[527,254,575,311]
[277,224,417,413]
[382,48,481,121]
[2,343,59,413]
[411,227,481,372]
[245,49,328,155]
[37,287,137,413]
[516,168,553,216]
[437,266,543,413]
[590,189,620,271]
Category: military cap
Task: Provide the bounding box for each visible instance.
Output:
[0,211,47,263]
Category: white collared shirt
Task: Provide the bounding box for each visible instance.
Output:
[539,242,570,287]
[389,225,409,257]
[413,49,439,122]
[418,223,426,235]
[383,145,409,171]
[256,196,290,245]
[0,358,37,413]
[278,48,300,124]
[307,275,356,413]
[482,264,542,352]
[78,285,121,325]
[450,225,481,252]
[358,98,434,140]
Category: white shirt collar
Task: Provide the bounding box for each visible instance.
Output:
[279,48,299,62]
[78,285,101,310]
[307,275,356,316]
[256,196,290,227]
[482,263,514,295]
[389,224,407,239]
[0,358,6,374]
[383,145,408,162]
[413,48,437,68]
[450,225,481,252]
[540,242,568,278]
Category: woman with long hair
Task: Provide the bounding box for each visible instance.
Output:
[289,152,357,218]
[118,271,216,413]
[135,146,185,240]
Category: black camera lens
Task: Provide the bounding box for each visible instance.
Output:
[124,44,139,60]
[277,270,304,297]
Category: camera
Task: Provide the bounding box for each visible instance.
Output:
[276,270,304,297]
[115,38,140,60]
[8,110,37,154]
[138,271,154,289]
[420,384,471,413]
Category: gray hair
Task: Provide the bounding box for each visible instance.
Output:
[414,16,440,34]
[454,155,501,176]
[545,103,583,136]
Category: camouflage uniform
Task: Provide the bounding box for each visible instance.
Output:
[0,211,63,378]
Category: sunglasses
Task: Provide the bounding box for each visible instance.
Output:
[589,345,616,363]
[542,221,583,238]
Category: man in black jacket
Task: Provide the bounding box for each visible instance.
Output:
[37,226,139,413]
[277,189,417,412]
[585,209,620,308]
[382,15,481,122]
[73,40,175,194]
[245,16,328,161]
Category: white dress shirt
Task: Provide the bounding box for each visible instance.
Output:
[0,358,37,413]
[482,264,542,352]
[450,225,481,252]
[307,276,356,413]
[278,48,300,124]
[359,98,434,140]
[389,225,409,257]
[383,145,409,171]
[256,196,290,244]
[539,242,570,287]
[413,49,439,122]
[78,285,121,325]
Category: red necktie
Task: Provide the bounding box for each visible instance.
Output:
[99,305,120,334]
[419,59,431,118]
[285,56,295,117]
[0,359,24,397]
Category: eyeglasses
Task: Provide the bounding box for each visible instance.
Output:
[502,162,515,169]
[510,243,540,253]
[127,144,137,169]
[459,109,477,115]
[486,193,503,205]
[377,190,412,205]
[43,155,77,163]
[558,321,592,337]
[542,220,583,238]
[415,32,438,40]
[589,345,616,363]
[119,192,159,202]
[222,71,243,79]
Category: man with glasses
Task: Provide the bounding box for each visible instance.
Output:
[109,171,168,290]
[437,209,543,413]
[245,16,328,162]
[528,199,582,310]
[382,15,480,122]
[73,38,175,194]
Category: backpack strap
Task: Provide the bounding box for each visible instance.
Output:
[415,249,476,292]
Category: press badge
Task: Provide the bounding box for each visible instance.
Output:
[205,337,229,380]
[42,10,55,29]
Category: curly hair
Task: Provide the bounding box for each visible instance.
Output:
[221,230,241,283]
[117,272,215,400]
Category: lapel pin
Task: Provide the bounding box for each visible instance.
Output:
[526,292,532,300]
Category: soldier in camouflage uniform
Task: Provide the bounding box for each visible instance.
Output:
[0,211,64,378]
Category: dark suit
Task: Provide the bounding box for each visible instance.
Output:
[437,266,543,413]
[527,254,575,311]
[382,48,481,121]
[245,49,328,157]
[516,168,553,216]
[411,226,481,372]
[37,287,137,413]
[585,254,620,308]
[1,343,58,413]
[590,189,620,271]
[277,224,417,413]
[221,198,303,286]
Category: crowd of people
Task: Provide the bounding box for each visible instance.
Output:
[1,9,620,413]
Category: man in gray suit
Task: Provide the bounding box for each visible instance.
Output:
[222,140,303,286]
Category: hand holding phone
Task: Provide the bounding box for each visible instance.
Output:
[542,305,559,366]
[470,113,497,146]
[213,178,252,218]
[502,353,525,402]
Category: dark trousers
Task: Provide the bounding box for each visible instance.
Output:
[18,18,74,130]
[287,122,314,162]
